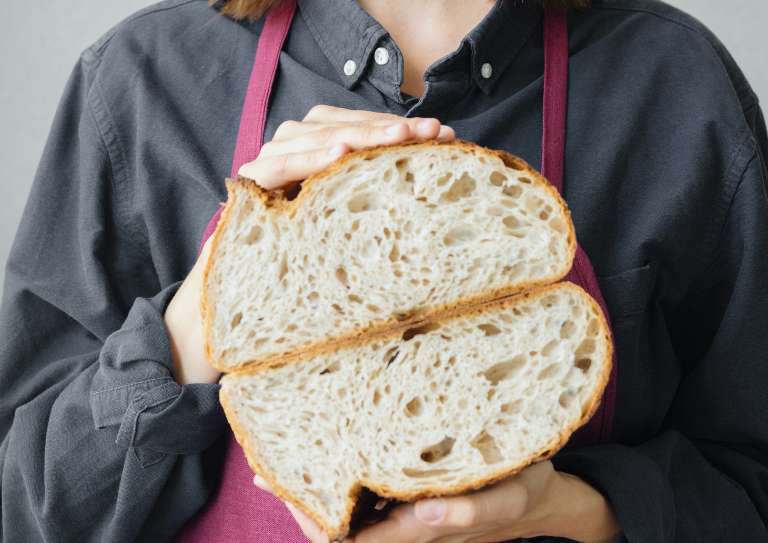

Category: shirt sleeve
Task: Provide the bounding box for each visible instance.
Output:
[552,117,768,542]
[0,49,226,543]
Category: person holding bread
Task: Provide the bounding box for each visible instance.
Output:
[1,0,766,542]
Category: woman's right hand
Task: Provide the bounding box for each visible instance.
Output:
[238,105,455,190]
[164,106,453,385]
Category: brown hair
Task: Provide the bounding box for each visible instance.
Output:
[213,0,591,22]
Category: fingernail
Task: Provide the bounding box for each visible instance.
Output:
[437,125,454,139]
[415,499,445,523]
[417,118,437,132]
[385,123,404,136]
[328,143,346,158]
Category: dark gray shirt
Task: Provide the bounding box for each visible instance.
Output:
[2,0,767,541]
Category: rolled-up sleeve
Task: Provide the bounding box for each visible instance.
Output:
[0,46,225,543]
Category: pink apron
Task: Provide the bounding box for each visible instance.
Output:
[174,1,616,540]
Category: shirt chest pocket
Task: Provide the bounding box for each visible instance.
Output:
[596,262,658,324]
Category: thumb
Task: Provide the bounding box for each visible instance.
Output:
[414,482,528,528]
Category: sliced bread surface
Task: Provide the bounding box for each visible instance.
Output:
[203,140,576,371]
[221,282,612,541]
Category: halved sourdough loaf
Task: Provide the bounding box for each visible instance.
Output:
[202,140,576,371]
[221,282,612,542]
[204,140,612,541]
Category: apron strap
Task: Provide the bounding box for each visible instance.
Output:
[541,8,568,191]
[199,0,297,252]
[542,8,617,444]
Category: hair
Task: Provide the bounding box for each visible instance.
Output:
[213,0,592,22]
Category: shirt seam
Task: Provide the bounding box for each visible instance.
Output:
[85,65,151,259]
[91,377,173,397]
[684,134,758,292]
[87,0,203,58]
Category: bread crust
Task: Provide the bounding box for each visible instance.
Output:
[220,281,613,542]
[202,139,578,372]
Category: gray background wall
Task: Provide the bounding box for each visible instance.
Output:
[1,1,766,288]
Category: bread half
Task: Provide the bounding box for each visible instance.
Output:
[221,282,612,542]
[202,140,576,371]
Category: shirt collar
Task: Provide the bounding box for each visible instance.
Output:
[297,0,542,95]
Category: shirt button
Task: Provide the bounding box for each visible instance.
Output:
[343,59,357,76]
[480,62,493,79]
[374,47,390,65]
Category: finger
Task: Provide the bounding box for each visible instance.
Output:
[351,503,436,543]
[414,479,528,530]
[238,143,349,190]
[303,104,403,123]
[271,117,454,146]
[253,474,272,491]
[285,502,331,543]
[272,119,413,141]
[259,122,411,157]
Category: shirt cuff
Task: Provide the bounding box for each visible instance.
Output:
[90,282,226,467]
[551,444,676,543]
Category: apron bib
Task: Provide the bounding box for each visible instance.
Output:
[174,2,616,540]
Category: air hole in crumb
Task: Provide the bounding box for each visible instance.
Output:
[402,322,440,341]
[319,361,340,375]
[308,291,319,301]
[404,397,423,417]
[481,355,526,384]
[403,467,453,478]
[367,304,381,313]
[420,436,455,463]
[348,294,362,303]
[384,347,400,367]
[335,266,349,287]
[541,340,558,356]
[575,358,593,373]
[478,323,502,336]
[303,473,313,484]
[503,185,523,198]
[559,391,575,409]
[278,254,289,280]
[230,312,243,330]
[436,173,453,187]
[470,430,503,464]
[443,225,479,247]
[244,225,263,244]
[587,319,600,337]
[373,389,381,406]
[439,173,477,203]
[490,171,507,186]
[486,388,496,400]
[500,400,522,414]
[347,192,381,213]
[560,320,576,339]
[502,215,521,229]
[405,172,415,182]
[518,176,532,184]
[577,339,596,356]
[537,363,559,380]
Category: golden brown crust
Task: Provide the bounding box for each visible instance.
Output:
[202,139,578,372]
[220,281,613,541]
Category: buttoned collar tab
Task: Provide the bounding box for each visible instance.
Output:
[299,0,391,89]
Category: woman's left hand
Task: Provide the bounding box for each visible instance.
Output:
[254,460,620,543]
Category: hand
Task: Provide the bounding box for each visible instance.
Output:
[164,237,221,385]
[254,461,620,543]
[237,105,455,190]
